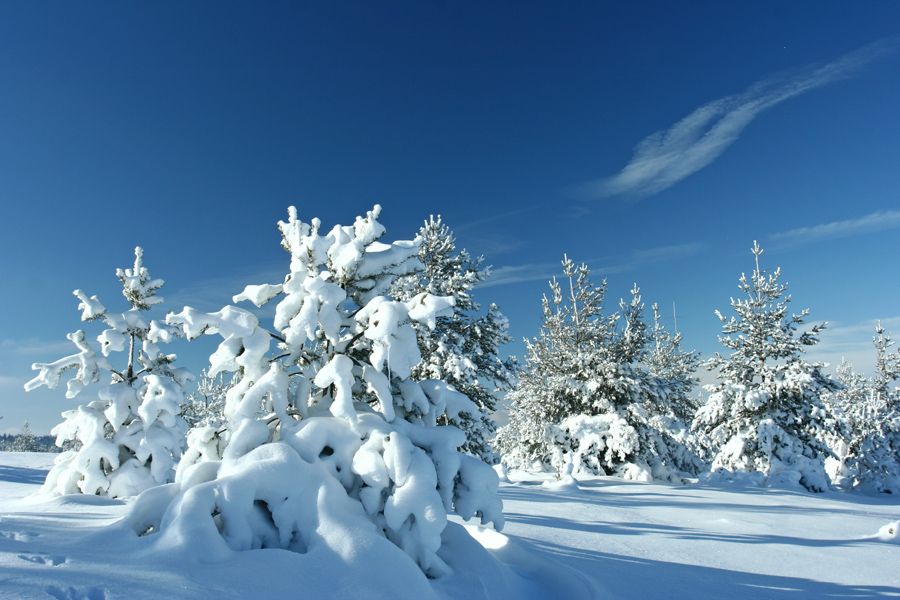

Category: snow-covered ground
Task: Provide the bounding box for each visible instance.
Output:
[1,452,898,600]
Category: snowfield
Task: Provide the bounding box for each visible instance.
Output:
[1,452,898,600]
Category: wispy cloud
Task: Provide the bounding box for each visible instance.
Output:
[806,316,900,377]
[164,263,288,312]
[455,205,545,233]
[582,36,899,199]
[770,209,900,246]
[0,375,25,388]
[472,237,529,259]
[0,338,74,357]
[481,262,562,288]
[483,242,704,288]
[630,242,705,264]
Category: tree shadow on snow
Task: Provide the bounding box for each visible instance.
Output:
[504,512,877,549]
[499,485,899,521]
[509,535,900,599]
[0,465,49,485]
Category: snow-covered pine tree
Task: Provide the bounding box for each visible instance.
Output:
[25,248,191,498]
[123,206,503,578]
[694,241,837,492]
[391,215,519,462]
[495,257,702,481]
[872,322,900,400]
[646,303,706,462]
[824,323,900,493]
[12,422,40,452]
[647,304,701,422]
[180,367,232,429]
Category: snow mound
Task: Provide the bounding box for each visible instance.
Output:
[88,443,593,599]
[874,520,899,543]
[542,462,581,492]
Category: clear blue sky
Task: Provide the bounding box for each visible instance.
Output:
[2,2,899,434]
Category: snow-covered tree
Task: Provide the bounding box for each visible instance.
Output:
[824,323,900,493]
[12,422,40,452]
[872,322,900,399]
[495,257,703,482]
[694,242,837,492]
[647,303,702,424]
[121,206,503,578]
[180,367,232,429]
[391,215,519,462]
[25,248,191,498]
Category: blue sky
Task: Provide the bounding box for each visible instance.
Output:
[2,2,899,434]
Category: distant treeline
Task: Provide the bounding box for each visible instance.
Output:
[0,434,60,453]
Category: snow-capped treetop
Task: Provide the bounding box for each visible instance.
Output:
[275,204,421,306]
[872,321,900,399]
[117,246,165,312]
[404,215,485,310]
[706,241,827,388]
[647,303,701,423]
[26,247,188,397]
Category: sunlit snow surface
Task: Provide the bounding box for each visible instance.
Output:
[1,452,898,599]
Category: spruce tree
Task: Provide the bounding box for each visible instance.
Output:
[647,304,702,424]
[391,216,519,462]
[12,422,40,452]
[496,257,702,481]
[25,248,190,497]
[824,323,900,492]
[695,242,837,492]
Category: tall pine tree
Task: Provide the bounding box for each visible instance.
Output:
[694,242,837,492]
[391,215,519,462]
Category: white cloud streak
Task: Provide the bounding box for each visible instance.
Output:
[584,37,899,199]
[770,209,900,246]
[482,242,704,288]
[806,316,900,378]
[481,262,563,288]
[0,375,25,388]
[164,264,288,312]
[0,338,74,357]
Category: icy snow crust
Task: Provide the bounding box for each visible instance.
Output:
[3,452,900,600]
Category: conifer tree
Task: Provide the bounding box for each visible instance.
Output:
[180,367,232,429]
[496,257,702,481]
[25,248,190,497]
[695,242,837,492]
[824,323,900,492]
[651,305,701,411]
[128,206,503,578]
[391,216,519,462]
[12,421,40,452]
